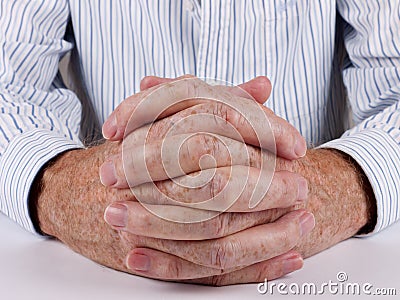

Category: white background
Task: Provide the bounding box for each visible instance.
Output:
[1,212,399,299]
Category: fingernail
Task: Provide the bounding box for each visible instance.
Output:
[300,212,315,237]
[283,255,303,274]
[104,203,127,227]
[102,115,117,139]
[100,161,117,186]
[294,138,307,157]
[297,178,308,201]
[127,253,150,271]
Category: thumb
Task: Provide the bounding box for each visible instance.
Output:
[237,76,272,105]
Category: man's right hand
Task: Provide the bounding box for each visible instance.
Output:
[31,141,314,285]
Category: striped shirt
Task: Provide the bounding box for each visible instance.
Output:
[0,0,399,235]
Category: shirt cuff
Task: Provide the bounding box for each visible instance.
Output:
[319,128,400,236]
[0,129,84,235]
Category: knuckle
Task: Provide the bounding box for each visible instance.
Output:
[211,213,231,238]
[139,209,153,228]
[210,239,239,270]
[215,101,247,129]
[257,208,288,224]
[164,258,183,279]
[274,121,297,149]
[184,134,212,163]
[248,146,262,168]
[254,264,269,282]
[209,170,224,199]
[199,134,218,155]
[273,121,284,141]
[212,102,230,123]
[276,173,300,204]
[277,175,291,201]
[288,176,300,200]
[148,121,166,140]
[276,222,299,250]
[235,110,248,128]
[209,274,228,286]
[215,102,228,119]
[184,76,203,96]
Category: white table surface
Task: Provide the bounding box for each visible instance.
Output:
[1,212,399,300]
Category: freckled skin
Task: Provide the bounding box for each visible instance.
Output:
[31,139,374,285]
[31,72,375,287]
[31,141,295,282]
[280,149,375,258]
[32,143,132,271]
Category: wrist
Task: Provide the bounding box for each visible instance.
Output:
[326,149,376,234]
[29,148,84,236]
[280,148,377,257]
[29,141,119,237]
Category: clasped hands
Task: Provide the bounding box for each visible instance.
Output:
[99,75,315,285]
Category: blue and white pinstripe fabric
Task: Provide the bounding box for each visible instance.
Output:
[0,0,399,235]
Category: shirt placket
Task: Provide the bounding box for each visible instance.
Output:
[196,0,231,81]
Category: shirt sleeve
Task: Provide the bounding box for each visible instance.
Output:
[0,0,84,234]
[320,1,400,235]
